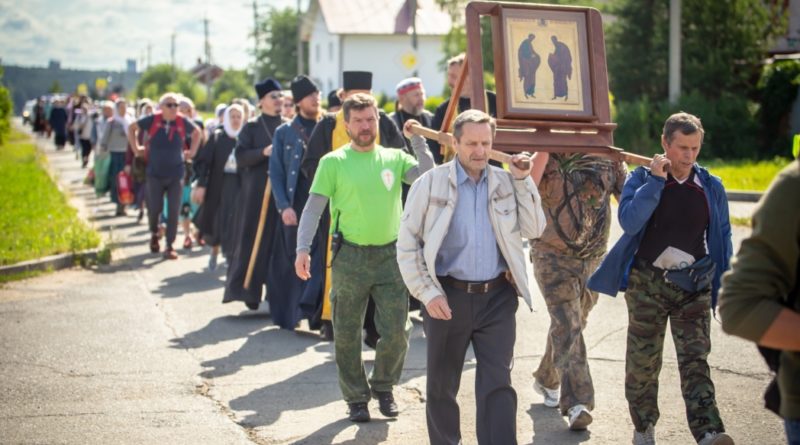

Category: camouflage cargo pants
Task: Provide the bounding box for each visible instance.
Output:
[331,242,411,403]
[532,252,599,414]
[624,263,725,440]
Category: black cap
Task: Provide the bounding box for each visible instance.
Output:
[254,78,282,100]
[327,90,342,108]
[342,71,372,91]
[290,75,319,103]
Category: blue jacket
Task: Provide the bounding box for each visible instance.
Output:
[587,164,733,308]
[269,116,309,212]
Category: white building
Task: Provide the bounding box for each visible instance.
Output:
[301,0,452,99]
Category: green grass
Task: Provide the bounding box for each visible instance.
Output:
[0,130,100,266]
[703,158,791,192]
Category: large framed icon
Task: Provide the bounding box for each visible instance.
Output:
[497,7,593,119]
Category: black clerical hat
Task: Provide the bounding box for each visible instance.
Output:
[290,75,319,103]
[342,71,372,91]
[254,78,282,100]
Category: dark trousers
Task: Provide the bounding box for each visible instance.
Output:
[422,281,518,445]
[146,175,182,249]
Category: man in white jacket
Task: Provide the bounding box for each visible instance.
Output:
[397,109,546,445]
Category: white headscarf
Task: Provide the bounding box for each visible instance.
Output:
[113,100,133,135]
[222,104,244,139]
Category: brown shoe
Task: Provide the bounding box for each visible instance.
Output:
[163,248,178,260]
[149,234,160,253]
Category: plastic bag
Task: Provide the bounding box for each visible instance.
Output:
[93,154,111,196]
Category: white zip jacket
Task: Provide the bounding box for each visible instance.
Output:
[397,160,546,310]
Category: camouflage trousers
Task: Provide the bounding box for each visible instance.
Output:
[331,242,411,403]
[532,252,599,414]
[624,262,725,440]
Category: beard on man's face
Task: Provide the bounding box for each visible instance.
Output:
[349,130,376,147]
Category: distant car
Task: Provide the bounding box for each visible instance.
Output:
[22,99,36,126]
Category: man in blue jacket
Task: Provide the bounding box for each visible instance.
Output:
[588,112,733,445]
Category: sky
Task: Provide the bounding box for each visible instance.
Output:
[0,0,307,71]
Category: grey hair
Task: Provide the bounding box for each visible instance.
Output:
[452,109,496,142]
[158,92,180,106]
[663,111,704,144]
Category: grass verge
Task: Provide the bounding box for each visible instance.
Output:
[0,129,100,266]
[703,158,790,192]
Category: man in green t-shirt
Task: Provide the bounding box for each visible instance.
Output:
[294,93,434,423]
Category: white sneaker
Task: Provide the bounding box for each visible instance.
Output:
[567,404,592,430]
[697,431,734,445]
[632,424,656,445]
[533,378,560,408]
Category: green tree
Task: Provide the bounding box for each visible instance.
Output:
[212,69,253,105]
[0,67,12,143]
[49,80,62,94]
[255,7,308,84]
[134,64,203,103]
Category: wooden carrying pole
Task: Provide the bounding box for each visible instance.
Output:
[244,178,272,290]
[409,123,653,167]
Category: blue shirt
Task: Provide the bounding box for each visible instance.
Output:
[435,160,507,281]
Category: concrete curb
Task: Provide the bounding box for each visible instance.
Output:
[0,248,103,277]
[726,190,763,202]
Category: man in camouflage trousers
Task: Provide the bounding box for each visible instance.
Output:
[589,112,734,445]
[529,151,626,431]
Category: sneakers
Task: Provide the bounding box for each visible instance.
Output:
[373,391,399,417]
[347,402,370,423]
[533,378,560,408]
[632,424,656,445]
[697,431,734,445]
[567,404,592,430]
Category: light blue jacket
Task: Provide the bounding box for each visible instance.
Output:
[587,164,732,308]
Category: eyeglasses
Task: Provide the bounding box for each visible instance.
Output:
[163,103,178,108]
[268,93,283,100]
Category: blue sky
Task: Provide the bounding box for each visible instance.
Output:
[0,0,307,71]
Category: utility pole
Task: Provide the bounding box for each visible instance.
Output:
[171,33,176,69]
[410,0,418,77]
[204,16,212,111]
[253,0,260,84]
[297,0,304,76]
[146,43,152,69]
[668,0,681,103]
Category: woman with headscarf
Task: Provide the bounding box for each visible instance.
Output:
[101,99,134,215]
[192,104,244,270]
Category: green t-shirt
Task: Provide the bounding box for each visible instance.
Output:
[310,144,417,246]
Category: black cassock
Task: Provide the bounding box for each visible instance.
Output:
[223,113,284,308]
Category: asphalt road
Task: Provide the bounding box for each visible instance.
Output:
[0,125,784,444]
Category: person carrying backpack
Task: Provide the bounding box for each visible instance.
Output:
[127,92,201,259]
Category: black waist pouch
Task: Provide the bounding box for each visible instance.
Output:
[665,256,716,293]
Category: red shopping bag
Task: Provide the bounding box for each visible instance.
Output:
[117,171,134,205]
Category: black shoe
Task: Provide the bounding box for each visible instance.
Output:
[320,320,334,341]
[373,391,399,417]
[347,402,370,423]
[245,301,259,311]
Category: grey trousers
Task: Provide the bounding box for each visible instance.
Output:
[146,175,182,249]
[422,280,519,445]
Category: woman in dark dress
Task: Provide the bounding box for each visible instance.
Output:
[192,104,244,270]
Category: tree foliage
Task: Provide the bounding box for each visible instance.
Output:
[133,64,206,105]
[0,67,12,144]
[255,7,308,84]
[212,69,253,105]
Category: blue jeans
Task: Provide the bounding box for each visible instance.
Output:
[787,418,800,445]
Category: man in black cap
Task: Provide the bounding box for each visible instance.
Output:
[326,90,342,113]
[267,75,325,331]
[223,78,286,311]
[300,70,406,343]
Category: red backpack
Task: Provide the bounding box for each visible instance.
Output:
[143,112,187,162]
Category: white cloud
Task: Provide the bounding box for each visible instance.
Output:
[0,0,307,71]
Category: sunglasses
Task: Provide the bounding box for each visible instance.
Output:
[268,93,283,100]
[163,103,178,108]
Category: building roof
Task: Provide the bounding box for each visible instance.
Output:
[301,0,452,39]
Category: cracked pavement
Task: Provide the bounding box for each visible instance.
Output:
[0,127,784,444]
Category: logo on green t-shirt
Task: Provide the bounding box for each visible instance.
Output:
[381,168,395,191]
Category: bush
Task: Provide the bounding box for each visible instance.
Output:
[757,59,800,158]
[614,92,760,160]
[425,96,445,113]
[0,67,12,144]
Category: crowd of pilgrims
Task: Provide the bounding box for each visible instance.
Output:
[33,70,439,340]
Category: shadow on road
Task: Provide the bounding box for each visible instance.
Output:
[527,404,591,444]
[170,314,273,350]
[290,417,391,444]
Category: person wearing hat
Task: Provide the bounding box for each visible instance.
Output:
[326,90,342,113]
[266,75,324,330]
[390,77,434,151]
[223,78,287,311]
[281,90,296,120]
[300,70,406,342]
